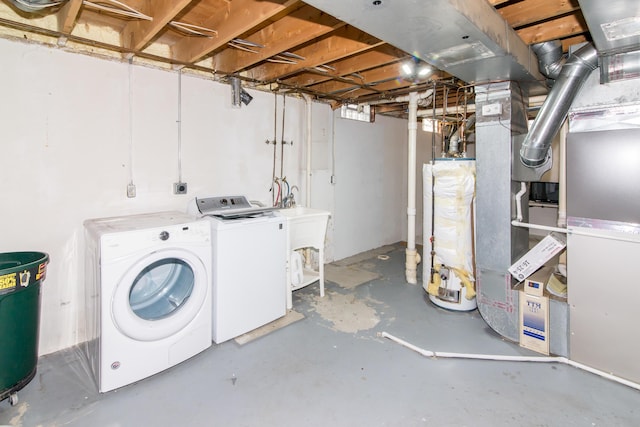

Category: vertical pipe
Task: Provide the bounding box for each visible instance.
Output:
[280,93,286,184]
[558,119,568,228]
[127,58,135,190]
[303,94,312,207]
[177,69,183,182]
[406,91,420,284]
[303,94,313,269]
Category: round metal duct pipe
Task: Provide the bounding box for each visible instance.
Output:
[532,40,565,80]
[520,43,599,167]
[10,0,65,13]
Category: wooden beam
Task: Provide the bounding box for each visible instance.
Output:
[561,34,589,51]
[123,0,196,51]
[248,26,384,82]
[211,6,344,73]
[336,79,411,100]
[497,0,580,28]
[283,45,406,87]
[517,12,588,45]
[487,0,512,6]
[172,0,300,64]
[309,62,404,94]
[57,0,83,34]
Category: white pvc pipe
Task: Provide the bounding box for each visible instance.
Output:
[511,220,567,234]
[303,94,312,207]
[512,220,640,244]
[379,331,640,391]
[558,120,568,227]
[515,182,527,222]
[405,92,419,284]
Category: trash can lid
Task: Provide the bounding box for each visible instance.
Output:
[0,252,49,295]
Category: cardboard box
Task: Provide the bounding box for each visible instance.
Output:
[524,266,553,297]
[519,291,550,355]
[509,233,566,282]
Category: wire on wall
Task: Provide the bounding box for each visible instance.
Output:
[173,69,188,194]
[177,69,183,183]
[126,57,136,198]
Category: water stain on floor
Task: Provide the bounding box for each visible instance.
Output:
[307,291,380,333]
[324,264,381,290]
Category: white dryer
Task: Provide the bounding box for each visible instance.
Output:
[83,211,212,393]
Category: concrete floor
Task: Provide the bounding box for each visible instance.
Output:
[2,244,639,426]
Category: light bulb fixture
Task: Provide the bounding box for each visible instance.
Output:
[418,65,432,77]
[401,58,433,82]
[230,76,253,108]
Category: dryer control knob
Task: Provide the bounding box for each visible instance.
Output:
[159,231,170,241]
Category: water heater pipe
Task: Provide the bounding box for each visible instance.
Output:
[405,91,421,284]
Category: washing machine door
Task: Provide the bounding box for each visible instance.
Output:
[111,248,208,341]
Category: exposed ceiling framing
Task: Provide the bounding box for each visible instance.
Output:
[0,0,591,118]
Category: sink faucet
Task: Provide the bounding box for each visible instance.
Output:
[283,185,299,208]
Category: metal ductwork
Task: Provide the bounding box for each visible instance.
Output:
[532,41,565,80]
[301,0,544,92]
[520,43,599,167]
[578,0,640,84]
[10,0,65,13]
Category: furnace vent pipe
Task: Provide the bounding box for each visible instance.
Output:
[520,43,598,167]
[532,40,564,80]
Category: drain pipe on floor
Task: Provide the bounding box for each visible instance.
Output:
[405,91,421,284]
[379,332,640,391]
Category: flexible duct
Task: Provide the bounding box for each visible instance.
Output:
[520,43,598,167]
[11,0,65,13]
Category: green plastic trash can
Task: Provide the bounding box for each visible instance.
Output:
[0,251,49,406]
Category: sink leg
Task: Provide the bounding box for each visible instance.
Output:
[319,247,325,298]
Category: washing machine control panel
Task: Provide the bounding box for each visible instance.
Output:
[197,196,252,212]
[159,231,170,241]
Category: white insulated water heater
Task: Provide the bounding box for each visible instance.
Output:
[423,159,477,311]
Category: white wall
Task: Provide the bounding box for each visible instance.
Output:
[0,37,414,355]
[332,113,408,260]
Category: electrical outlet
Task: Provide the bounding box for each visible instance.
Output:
[127,183,136,198]
[482,103,502,116]
[174,182,188,195]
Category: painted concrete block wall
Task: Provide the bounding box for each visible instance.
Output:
[0,38,309,355]
[0,37,412,355]
[332,114,408,260]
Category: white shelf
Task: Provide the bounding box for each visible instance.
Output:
[291,268,320,291]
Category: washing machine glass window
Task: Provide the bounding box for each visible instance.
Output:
[112,248,208,342]
[129,258,194,321]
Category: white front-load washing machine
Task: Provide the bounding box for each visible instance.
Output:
[83,211,212,393]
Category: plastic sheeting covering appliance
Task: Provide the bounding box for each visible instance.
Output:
[423,159,477,311]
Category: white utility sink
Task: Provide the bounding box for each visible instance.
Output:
[278,207,330,309]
